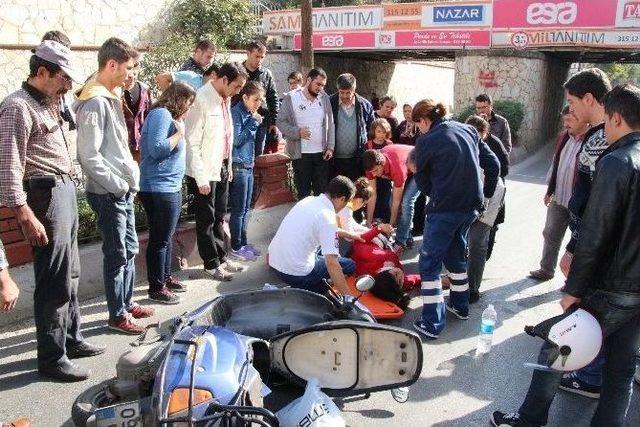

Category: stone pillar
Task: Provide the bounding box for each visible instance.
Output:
[454,50,570,155]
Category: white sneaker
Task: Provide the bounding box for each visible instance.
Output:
[204,267,233,281]
[223,260,247,273]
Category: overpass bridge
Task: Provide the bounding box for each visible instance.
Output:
[263,0,640,150]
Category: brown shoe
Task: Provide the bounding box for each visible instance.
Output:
[165,276,187,293]
[529,269,554,281]
[128,304,155,319]
[108,316,145,335]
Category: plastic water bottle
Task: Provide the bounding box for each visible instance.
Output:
[476,304,497,355]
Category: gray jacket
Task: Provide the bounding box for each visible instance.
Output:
[75,81,140,197]
[277,89,335,160]
[489,112,512,153]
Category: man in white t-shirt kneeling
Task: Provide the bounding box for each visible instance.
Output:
[268,176,356,294]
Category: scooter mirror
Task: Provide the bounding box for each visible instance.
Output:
[355,275,375,293]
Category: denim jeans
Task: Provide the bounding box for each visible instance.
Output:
[229,164,254,251]
[518,290,640,427]
[275,255,356,294]
[87,192,138,321]
[27,176,83,367]
[574,352,605,386]
[467,220,492,295]
[419,210,477,335]
[139,191,182,293]
[396,176,421,246]
[292,153,330,199]
[373,178,392,222]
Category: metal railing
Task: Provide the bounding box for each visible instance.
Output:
[251,0,281,34]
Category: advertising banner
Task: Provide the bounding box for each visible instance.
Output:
[263,6,383,34]
[382,2,423,30]
[395,29,492,48]
[616,0,640,27]
[293,32,376,50]
[422,1,492,27]
[492,29,640,48]
[492,0,618,29]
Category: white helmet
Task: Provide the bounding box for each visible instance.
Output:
[525,308,603,372]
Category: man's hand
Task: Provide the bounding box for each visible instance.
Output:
[559,251,573,278]
[14,205,48,247]
[198,184,211,195]
[544,194,552,207]
[300,127,312,139]
[323,149,333,161]
[0,269,19,311]
[228,169,233,183]
[560,294,581,312]
[378,223,394,235]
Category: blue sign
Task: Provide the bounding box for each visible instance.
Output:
[433,5,484,24]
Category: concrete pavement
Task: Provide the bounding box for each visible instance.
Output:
[0,148,638,426]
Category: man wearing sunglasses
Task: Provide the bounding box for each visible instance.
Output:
[0,40,105,382]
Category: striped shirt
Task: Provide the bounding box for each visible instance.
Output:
[554,133,583,208]
[0,83,74,207]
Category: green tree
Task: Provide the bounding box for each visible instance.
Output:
[596,63,640,86]
[140,0,257,91]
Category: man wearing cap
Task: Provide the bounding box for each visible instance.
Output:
[0,40,104,381]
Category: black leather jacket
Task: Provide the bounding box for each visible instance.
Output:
[565,131,640,297]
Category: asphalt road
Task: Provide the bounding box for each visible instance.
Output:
[1,147,638,426]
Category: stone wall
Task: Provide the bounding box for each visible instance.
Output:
[454,50,569,151]
[317,55,455,118]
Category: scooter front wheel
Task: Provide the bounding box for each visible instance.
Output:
[71,380,120,427]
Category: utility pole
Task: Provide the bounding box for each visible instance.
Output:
[301,0,314,74]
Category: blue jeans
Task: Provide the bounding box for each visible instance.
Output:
[395,176,421,246]
[275,255,356,294]
[87,192,138,321]
[373,178,391,222]
[419,210,477,335]
[518,290,640,427]
[575,352,605,387]
[139,191,182,293]
[229,164,254,251]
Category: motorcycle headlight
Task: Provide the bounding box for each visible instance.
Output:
[168,387,213,415]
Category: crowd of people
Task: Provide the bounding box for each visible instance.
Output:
[0,28,639,427]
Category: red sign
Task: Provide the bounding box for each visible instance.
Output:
[394,30,491,48]
[293,32,376,50]
[492,0,618,28]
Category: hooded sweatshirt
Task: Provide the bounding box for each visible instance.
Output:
[75,81,140,197]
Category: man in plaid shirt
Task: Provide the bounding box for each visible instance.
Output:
[0,40,104,382]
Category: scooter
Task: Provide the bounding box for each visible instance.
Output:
[72,277,423,426]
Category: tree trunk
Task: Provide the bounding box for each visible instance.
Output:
[301,0,313,74]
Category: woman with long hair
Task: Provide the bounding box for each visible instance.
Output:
[138,82,196,304]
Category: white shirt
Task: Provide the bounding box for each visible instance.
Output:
[337,204,368,236]
[292,89,324,154]
[268,194,339,276]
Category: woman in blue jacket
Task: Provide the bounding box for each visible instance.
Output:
[229,81,265,261]
[138,82,196,304]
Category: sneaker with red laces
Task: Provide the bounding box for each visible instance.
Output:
[165,276,187,293]
[108,316,145,335]
[127,304,155,319]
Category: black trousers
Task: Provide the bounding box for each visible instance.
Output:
[186,163,229,270]
[331,157,363,182]
[26,176,83,367]
[292,153,329,199]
